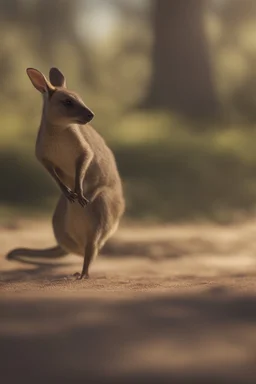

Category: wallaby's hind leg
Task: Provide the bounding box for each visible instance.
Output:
[53,195,81,255]
[74,239,98,279]
[74,191,119,280]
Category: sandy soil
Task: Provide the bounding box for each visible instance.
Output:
[1,218,256,383]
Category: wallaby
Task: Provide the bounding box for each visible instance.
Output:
[6,67,125,279]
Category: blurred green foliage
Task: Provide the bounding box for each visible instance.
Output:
[2,113,256,223]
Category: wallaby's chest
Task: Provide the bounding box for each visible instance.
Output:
[36,128,77,177]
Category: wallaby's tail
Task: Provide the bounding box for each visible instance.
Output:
[6,245,68,260]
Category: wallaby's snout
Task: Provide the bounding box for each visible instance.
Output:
[53,91,94,125]
[78,106,94,124]
[26,67,94,126]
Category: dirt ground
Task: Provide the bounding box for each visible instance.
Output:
[1,218,256,383]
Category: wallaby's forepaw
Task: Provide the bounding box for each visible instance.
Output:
[73,272,89,280]
[62,186,77,203]
[77,194,90,208]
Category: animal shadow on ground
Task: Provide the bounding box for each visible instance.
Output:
[102,238,184,259]
[1,236,189,283]
[102,235,216,260]
[0,257,73,283]
[0,291,256,384]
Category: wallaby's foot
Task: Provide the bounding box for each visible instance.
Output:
[77,193,90,208]
[73,271,89,280]
[62,186,77,203]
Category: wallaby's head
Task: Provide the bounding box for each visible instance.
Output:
[26,67,94,126]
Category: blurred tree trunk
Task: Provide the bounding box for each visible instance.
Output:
[143,0,219,118]
[33,0,95,85]
[0,0,95,86]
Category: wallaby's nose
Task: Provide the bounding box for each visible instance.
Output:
[80,108,94,124]
[87,111,94,121]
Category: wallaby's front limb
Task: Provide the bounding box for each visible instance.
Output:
[74,150,93,207]
[42,158,77,202]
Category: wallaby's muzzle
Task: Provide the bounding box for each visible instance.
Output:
[77,108,94,125]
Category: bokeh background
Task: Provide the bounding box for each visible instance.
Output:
[1,0,256,224]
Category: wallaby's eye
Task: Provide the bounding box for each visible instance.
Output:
[62,99,73,107]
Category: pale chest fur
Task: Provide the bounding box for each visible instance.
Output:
[36,125,81,184]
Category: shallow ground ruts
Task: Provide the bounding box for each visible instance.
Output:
[1,218,256,383]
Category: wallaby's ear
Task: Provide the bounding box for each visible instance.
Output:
[49,67,66,88]
[26,68,55,94]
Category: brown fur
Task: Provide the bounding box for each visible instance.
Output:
[6,67,125,279]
